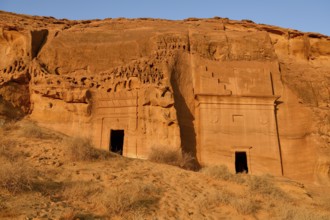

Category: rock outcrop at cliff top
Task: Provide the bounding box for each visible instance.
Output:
[0,11,329,184]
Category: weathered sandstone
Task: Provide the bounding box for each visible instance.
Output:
[0,11,329,184]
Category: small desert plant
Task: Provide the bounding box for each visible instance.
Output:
[59,210,77,220]
[20,122,51,139]
[201,165,232,180]
[198,188,233,211]
[1,121,20,132]
[275,203,329,220]
[0,139,20,162]
[231,196,260,215]
[149,147,180,164]
[198,188,260,215]
[63,181,160,218]
[0,197,7,211]
[201,165,245,184]
[63,182,103,200]
[247,175,288,200]
[180,152,200,170]
[60,183,105,217]
[148,147,197,170]
[0,139,32,196]
[65,137,113,161]
[0,161,34,194]
[98,183,160,218]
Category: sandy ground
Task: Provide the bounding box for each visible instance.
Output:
[0,121,330,220]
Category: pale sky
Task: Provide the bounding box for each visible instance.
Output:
[1,0,329,36]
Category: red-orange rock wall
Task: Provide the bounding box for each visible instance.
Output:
[0,12,329,184]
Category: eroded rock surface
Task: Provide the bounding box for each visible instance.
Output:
[0,11,329,184]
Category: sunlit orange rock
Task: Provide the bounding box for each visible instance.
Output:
[0,11,329,184]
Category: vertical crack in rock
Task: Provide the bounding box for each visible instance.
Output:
[31,29,48,59]
[170,57,197,160]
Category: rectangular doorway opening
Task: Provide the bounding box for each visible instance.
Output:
[110,130,124,155]
[235,151,248,173]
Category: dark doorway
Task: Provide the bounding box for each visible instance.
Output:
[110,130,124,155]
[235,152,248,173]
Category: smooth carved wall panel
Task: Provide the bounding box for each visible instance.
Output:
[194,59,283,175]
[196,95,282,176]
[195,60,277,96]
[91,90,181,158]
[92,91,138,156]
[232,68,273,96]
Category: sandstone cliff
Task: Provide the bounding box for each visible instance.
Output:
[0,11,329,184]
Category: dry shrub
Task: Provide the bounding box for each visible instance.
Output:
[65,137,113,162]
[198,188,260,215]
[0,197,7,211]
[148,147,197,170]
[198,188,233,211]
[149,147,180,164]
[98,183,160,218]
[20,122,51,139]
[59,210,76,220]
[247,175,288,200]
[0,140,34,194]
[1,121,20,132]
[201,165,245,184]
[62,181,160,218]
[61,182,108,218]
[275,203,329,220]
[0,207,16,219]
[0,139,20,162]
[63,182,103,201]
[201,165,232,180]
[230,196,260,215]
[0,161,34,194]
[59,210,101,220]
[180,152,200,171]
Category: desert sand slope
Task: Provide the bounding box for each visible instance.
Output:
[0,121,330,219]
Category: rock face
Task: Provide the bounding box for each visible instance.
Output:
[0,12,329,184]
